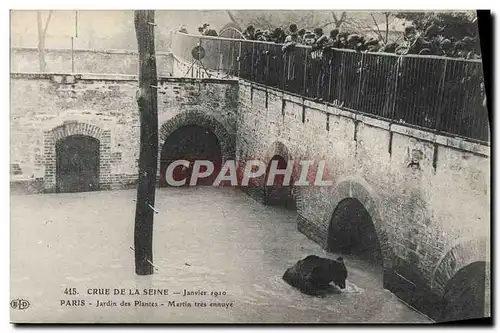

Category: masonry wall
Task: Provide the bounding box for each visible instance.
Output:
[10,48,174,76]
[10,73,238,192]
[236,80,491,320]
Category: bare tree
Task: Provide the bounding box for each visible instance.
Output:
[369,12,393,44]
[315,11,350,30]
[331,11,348,28]
[347,12,403,45]
[37,10,53,72]
[134,10,158,276]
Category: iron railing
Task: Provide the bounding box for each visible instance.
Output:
[172,32,489,143]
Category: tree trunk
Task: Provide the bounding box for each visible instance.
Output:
[37,11,46,72]
[37,10,52,73]
[134,10,158,276]
[385,13,390,44]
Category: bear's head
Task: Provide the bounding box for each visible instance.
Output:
[332,256,348,289]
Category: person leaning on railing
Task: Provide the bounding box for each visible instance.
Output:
[282,24,301,90]
[243,25,256,40]
[309,28,329,100]
[282,24,300,51]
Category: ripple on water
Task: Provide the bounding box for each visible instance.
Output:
[241,275,366,313]
[343,280,364,294]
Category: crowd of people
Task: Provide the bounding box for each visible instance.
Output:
[177,21,480,59]
[178,23,219,37]
[242,23,481,59]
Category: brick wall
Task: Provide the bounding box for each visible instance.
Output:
[10,73,238,192]
[10,48,174,76]
[235,80,490,320]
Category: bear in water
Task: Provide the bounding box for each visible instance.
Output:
[282,255,348,296]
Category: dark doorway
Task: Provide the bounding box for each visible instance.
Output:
[160,125,222,187]
[440,261,487,322]
[327,198,383,265]
[56,135,100,193]
[263,155,296,210]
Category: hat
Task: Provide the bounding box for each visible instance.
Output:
[440,39,452,48]
[425,24,439,37]
[404,26,416,34]
[418,48,432,55]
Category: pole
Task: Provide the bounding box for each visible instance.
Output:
[71,37,74,73]
[134,10,158,276]
[75,10,78,37]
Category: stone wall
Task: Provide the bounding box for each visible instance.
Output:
[10,73,238,192]
[10,48,174,76]
[235,80,491,320]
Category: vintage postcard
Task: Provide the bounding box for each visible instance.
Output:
[10,9,490,324]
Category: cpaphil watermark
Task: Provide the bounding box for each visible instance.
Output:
[162,159,333,187]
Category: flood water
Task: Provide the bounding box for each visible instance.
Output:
[10,187,432,323]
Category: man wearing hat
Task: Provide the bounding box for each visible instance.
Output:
[282,24,301,92]
[243,25,256,40]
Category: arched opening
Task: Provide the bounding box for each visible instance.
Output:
[440,261,487,322]
[327,198,383,265]
[56,135,100,193]
[160,125,222,187]
[263,155,296,210]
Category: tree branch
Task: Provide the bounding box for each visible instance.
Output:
[331,11,338,22]
[43,10,53,36]
[331,11,348,28]
[318,20,336,29]
[295,12,314,26]
[370,13,385,43]
[226,10,238,25]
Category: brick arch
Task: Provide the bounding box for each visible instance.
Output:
[431,236,490,296]
[263,141,291,165]
[159,111,235,162]
[261,141,304,210]
[43,121,112,192]
[50,122,104,141]
[324,177,394,270]
[261,141,292,189]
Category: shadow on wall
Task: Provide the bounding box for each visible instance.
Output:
[263,155,297,211]
[327,197,384,268]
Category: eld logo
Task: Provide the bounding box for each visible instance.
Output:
[10,299,30,310]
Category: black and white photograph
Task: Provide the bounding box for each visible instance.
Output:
[8,9,491,324]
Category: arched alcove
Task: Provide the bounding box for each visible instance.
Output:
[440,261,488,322]
[328,197,384,266]
[263,154,296,210]
[160,124,222,186]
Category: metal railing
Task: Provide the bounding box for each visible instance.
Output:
[172,32,489,143]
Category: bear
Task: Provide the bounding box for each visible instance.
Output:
[282,255,348,296]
